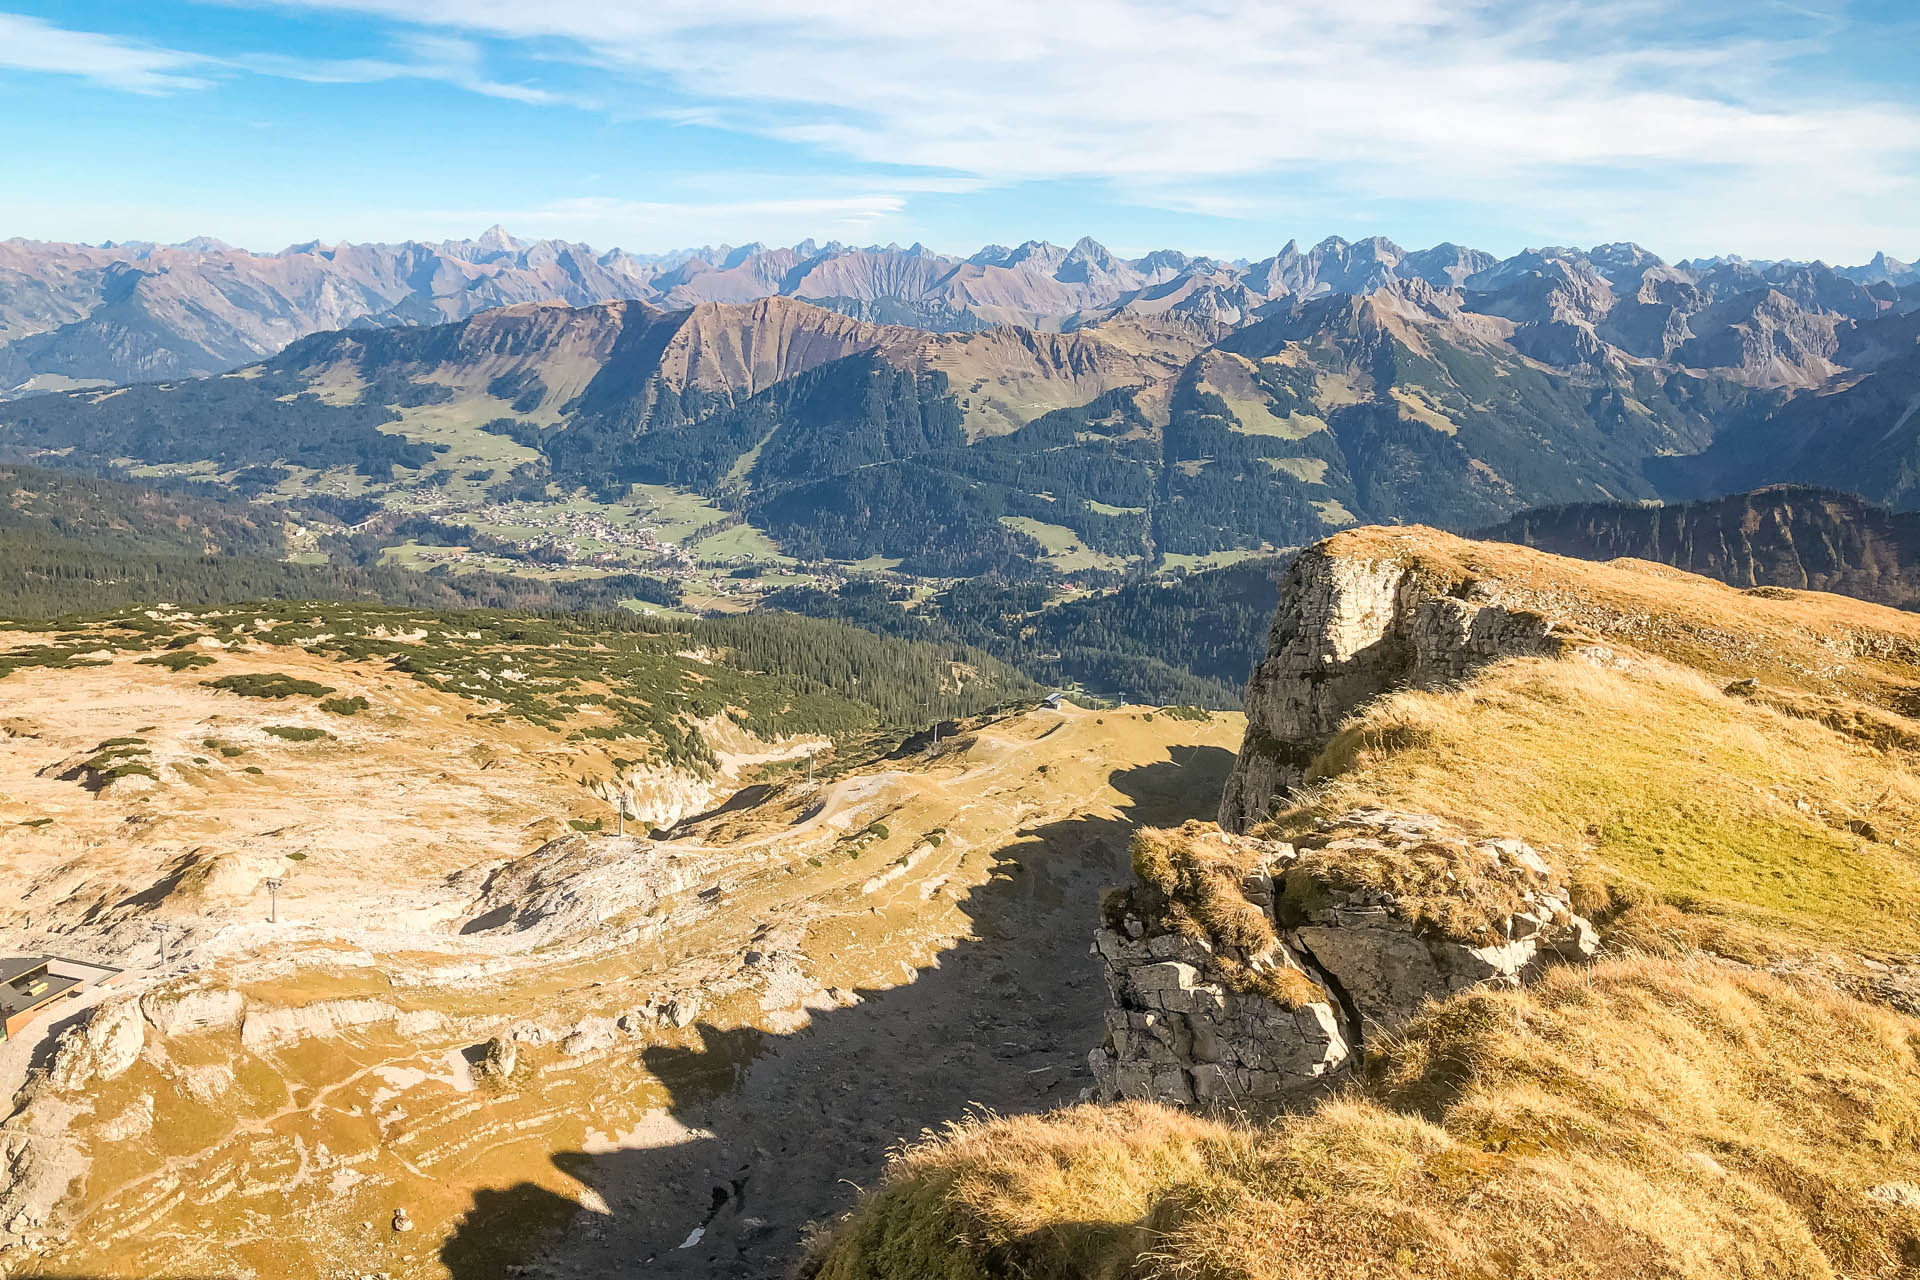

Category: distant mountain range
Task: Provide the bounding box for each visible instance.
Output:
[2,223,1918,591]
[2,228,1914,396]
[5,275,1920,582]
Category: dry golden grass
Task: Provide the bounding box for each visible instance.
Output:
[1261,812,1564,947]
[1327,524,1920,678]
[1273,655,1920,958]
[1121,822,1322,1008]
[806,959,1920,1280]
[807,531,1920,1280]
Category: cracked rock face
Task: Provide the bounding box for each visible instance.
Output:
[1087,925,1351,1106]
[1282,809,1598,1033]
[44,999,144,1091]
[1219,546,1572,831]
[1089,810,1597,1108]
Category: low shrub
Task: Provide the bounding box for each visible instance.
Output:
[263,725,330,742]
[202,672,337,699]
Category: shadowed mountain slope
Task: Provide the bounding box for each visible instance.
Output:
[1482,485,1920,610]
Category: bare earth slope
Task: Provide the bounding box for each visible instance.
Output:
[0,623,1240,1280]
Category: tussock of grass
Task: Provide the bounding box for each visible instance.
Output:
[1122,823,1321,1008]
[1277,656,1920,956]
[807,959,1920,1280]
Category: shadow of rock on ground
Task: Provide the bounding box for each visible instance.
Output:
[438,746,1235,1280]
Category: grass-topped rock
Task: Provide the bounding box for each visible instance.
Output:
[1092,812,1597,1108]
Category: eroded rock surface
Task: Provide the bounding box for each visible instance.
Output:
[1219,543,1581,830]
[1089,921,1350,1107]
[1090,811,1596,1108]
[1284,809,1598,1030]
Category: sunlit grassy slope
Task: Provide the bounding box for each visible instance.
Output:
[804,532,1920,1280]
[807,959,1920,1280]
[1291,657,1920,956]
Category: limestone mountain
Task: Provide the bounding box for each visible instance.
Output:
[1482,485,1920,610]
[5,229,1915,397]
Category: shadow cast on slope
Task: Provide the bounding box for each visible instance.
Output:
[437,746,1235,1280]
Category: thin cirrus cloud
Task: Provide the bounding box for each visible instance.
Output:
[240,0,1920,254]
[0,12,561,106]
[235,33,568,106]
[0,12,213,93]
[3,1,1918,256]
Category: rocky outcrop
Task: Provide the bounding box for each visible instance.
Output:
[1089,920,1351,1107]
[1089,812,1596,1108]
[240,998,445,1052]
[1089,823,1348,1106]
[138,987,245,1038]
[43,999,144,1091]
[0,1125,85,1248]
[1219,541,1581,830]
[1282,810,1597,1028]
[454,833,707,942]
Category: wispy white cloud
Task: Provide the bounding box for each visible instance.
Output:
[0,11,560,106]
[0,12,212,93]
[237,33,566,105]
[232,0,1920,256]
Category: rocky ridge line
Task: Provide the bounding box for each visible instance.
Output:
[1217,540,1617,832]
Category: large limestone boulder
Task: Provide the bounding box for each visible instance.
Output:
[1089,813,1597,1109]
[44,998,144,1091]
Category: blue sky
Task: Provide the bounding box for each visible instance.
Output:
[1,0,1916,263]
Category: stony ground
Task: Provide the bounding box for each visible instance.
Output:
[0,703,1242,1280]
